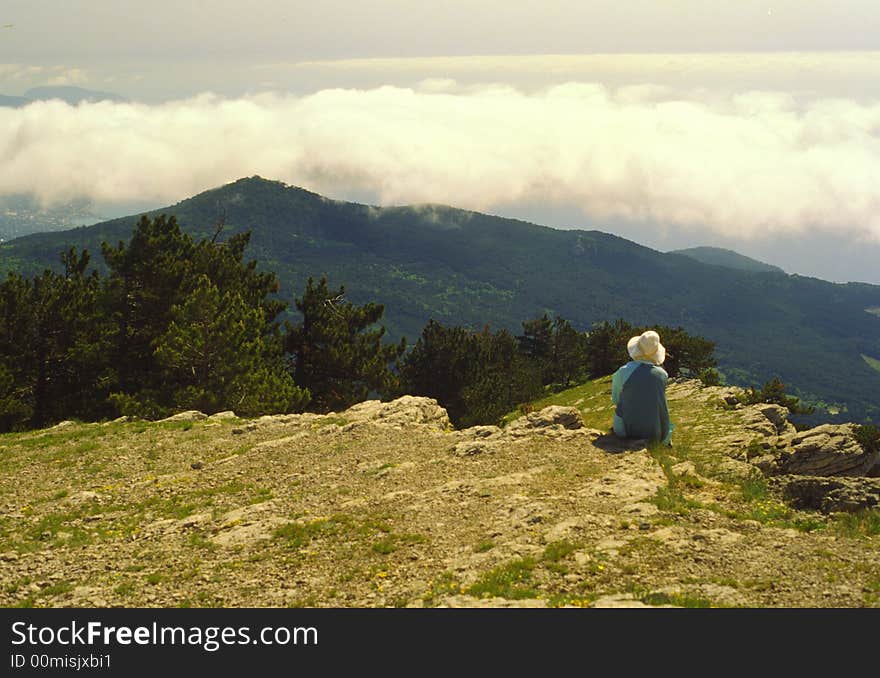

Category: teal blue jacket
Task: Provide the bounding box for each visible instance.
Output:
[611,360,674,444]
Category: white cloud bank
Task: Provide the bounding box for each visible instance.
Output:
[2,83,880,240]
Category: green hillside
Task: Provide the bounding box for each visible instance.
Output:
[670,246,784,274]
[2,176,879,423]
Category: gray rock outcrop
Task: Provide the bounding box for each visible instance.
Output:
[207,411,237,420]
[777,424,877,477]
[742,423,877,479]
[158,410,208,423]
[344,395,452,429]
[504,406,584,436]
[716,391,879,511]
[449,406,594,456]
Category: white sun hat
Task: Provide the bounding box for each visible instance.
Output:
[627,330,666,365]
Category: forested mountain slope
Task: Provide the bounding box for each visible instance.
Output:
[3,176,879,422]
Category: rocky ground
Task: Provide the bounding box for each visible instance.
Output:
[0,379,878,608]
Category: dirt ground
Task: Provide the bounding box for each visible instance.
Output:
[1,380,878,608]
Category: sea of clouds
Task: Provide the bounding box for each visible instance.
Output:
[2,81,880,241]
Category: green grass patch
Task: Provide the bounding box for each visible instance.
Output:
[138,495,197,520]
[421,572,461,607]
[721,499,826,532]
[619,537,664,558]
[24,511,95,549]
[543,540,578,575]
[71,440,101,455]
[474,540,495,553]
[248,487,273,504]
[740,499,793,523]
[362,516,393,534]
[371,539,397,555]
[543,540,577,562]
[500,376,613,429]
[466,558,539,600]
[155,420,200,432]
[273,516,347,548]
[738,473,770,502]
[187,532,216,550]
[4,577,31,595]
[652,486,702,516]
[114,581,136,596]
[193,480,247,499]
[37,581,74,598]
[314,416,350,428]
[831,509,880,537]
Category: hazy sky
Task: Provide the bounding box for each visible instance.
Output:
[2,2,880,283]
[4,1,880,60]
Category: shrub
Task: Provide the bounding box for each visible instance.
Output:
[855,425,880,456]
[698,368,722,387]
[743,377,814,415]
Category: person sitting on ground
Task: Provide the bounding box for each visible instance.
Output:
[611,330,674,445]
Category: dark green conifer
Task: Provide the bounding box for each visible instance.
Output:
[153,275,309,416]
[286,276,405,412]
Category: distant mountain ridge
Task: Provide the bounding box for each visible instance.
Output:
[2,176,879,423]
[0,86,126,107]
[0,94,30,107]
[670,246,785,274]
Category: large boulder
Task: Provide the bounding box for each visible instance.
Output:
[717,388,744,407]
[777,424,877,477]
[207,410,237,420]
[740,404,790,437]
[158,410,207,423]
[755,404,794,435]
[457,425,503,440]
[504,406,584,437]
[344,395,452,429]
[776,475,880,513]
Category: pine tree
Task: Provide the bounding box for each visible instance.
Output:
[548,316,587,386]
[397,319,474,424]
[584,319,716,379]
[102,215,305,418]
[0,272,35,431]
[101,215,195,396]
[401,320,542,427]
[41,248,115,423]
[286,277,405,412]
[744,377,814,415]
[585,319,635,377]
[460,328,542,427]
[0,248,112,430]
[153,275,309,416]
[519,314,553,366]
[655,325,716,378]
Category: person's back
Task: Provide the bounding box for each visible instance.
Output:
[611,330,674,445]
